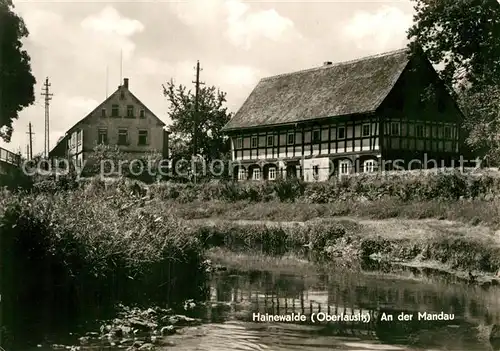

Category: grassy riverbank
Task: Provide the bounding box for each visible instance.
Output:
[163,197,500,228]
[3,174,500,347]
[195,217,500,281]
[86,171,500,228]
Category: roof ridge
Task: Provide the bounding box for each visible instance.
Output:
[261,47,409,82]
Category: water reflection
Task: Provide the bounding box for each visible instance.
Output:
[170,267,500,351]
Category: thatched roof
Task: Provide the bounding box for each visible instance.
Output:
[223,48,411,131]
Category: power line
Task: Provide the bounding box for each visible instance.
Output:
[41,77,53,158]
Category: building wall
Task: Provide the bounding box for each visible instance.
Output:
[64,80,165,166]
[303,157,330,182]
[230,120,380,162]
[229,117,461,164]
[378,55,463,163]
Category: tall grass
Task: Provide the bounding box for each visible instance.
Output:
[0,186,207,348]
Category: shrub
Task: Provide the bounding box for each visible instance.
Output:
[0,188,207,348]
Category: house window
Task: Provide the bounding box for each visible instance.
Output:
[390,122,400,136]
[444,126,452,139]
[312,130,321,143]
[101,108,106,117]
[251,136,258,148]
[235,138,243,149]
[238,168,246,181]
[416,124,424,138]
[111,104,119,117]
[313,165,319,179]
[287,133,295,145]
[77,130,82,146]
[139,109,145,118]
[118,129,128,145]
[120,91,125,100]
[339,160,350,175]
[252,168,261,181]
[126,105,134,117]
[138,130,148,145]
[98,129,108,144]
[362,124,370,137]
[268,167,276,180]
[267,135,274,147]
[337,127,345,139]
[364,160,375,173]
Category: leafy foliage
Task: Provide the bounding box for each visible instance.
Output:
[146,170,500,204]
[459,83,500,163]
[83,144,164,183]
[0,0,36,141]
[408,0,500,87]
[408,0,500,164]
[162,79,232,162]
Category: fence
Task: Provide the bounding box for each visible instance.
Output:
[0,147,20,166]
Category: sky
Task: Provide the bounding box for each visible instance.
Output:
[1,0,415,156]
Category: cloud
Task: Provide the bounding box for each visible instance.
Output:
[168,0,225,26]
[1,4,146,153]
[64,96,100,118]
[225,0,298,50]
[343,6,412,52]
[215,65,262,89]
[133,57,263,111]
[81,6,144,37]
[168,0,299,50]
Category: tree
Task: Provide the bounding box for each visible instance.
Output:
[458,83,500,164]
[407,0,500,88]
[0,0,36,142]
[408,0,500,163]
[162,80,232,162]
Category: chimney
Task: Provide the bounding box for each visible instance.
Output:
[323,61,332,66]
[123,78,129,89]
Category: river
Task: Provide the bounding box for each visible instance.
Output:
[20,264,500,351]
[162,265,499,351]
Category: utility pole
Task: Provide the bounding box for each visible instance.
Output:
[41,77,53,158]
[26,122,34,160]
[192,60,204,156]
[191,60,204,183]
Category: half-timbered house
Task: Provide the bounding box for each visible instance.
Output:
[222,48,464,181]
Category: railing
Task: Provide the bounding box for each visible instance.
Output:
[0,147,20,166]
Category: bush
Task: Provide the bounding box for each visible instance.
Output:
[0,188,207,348]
